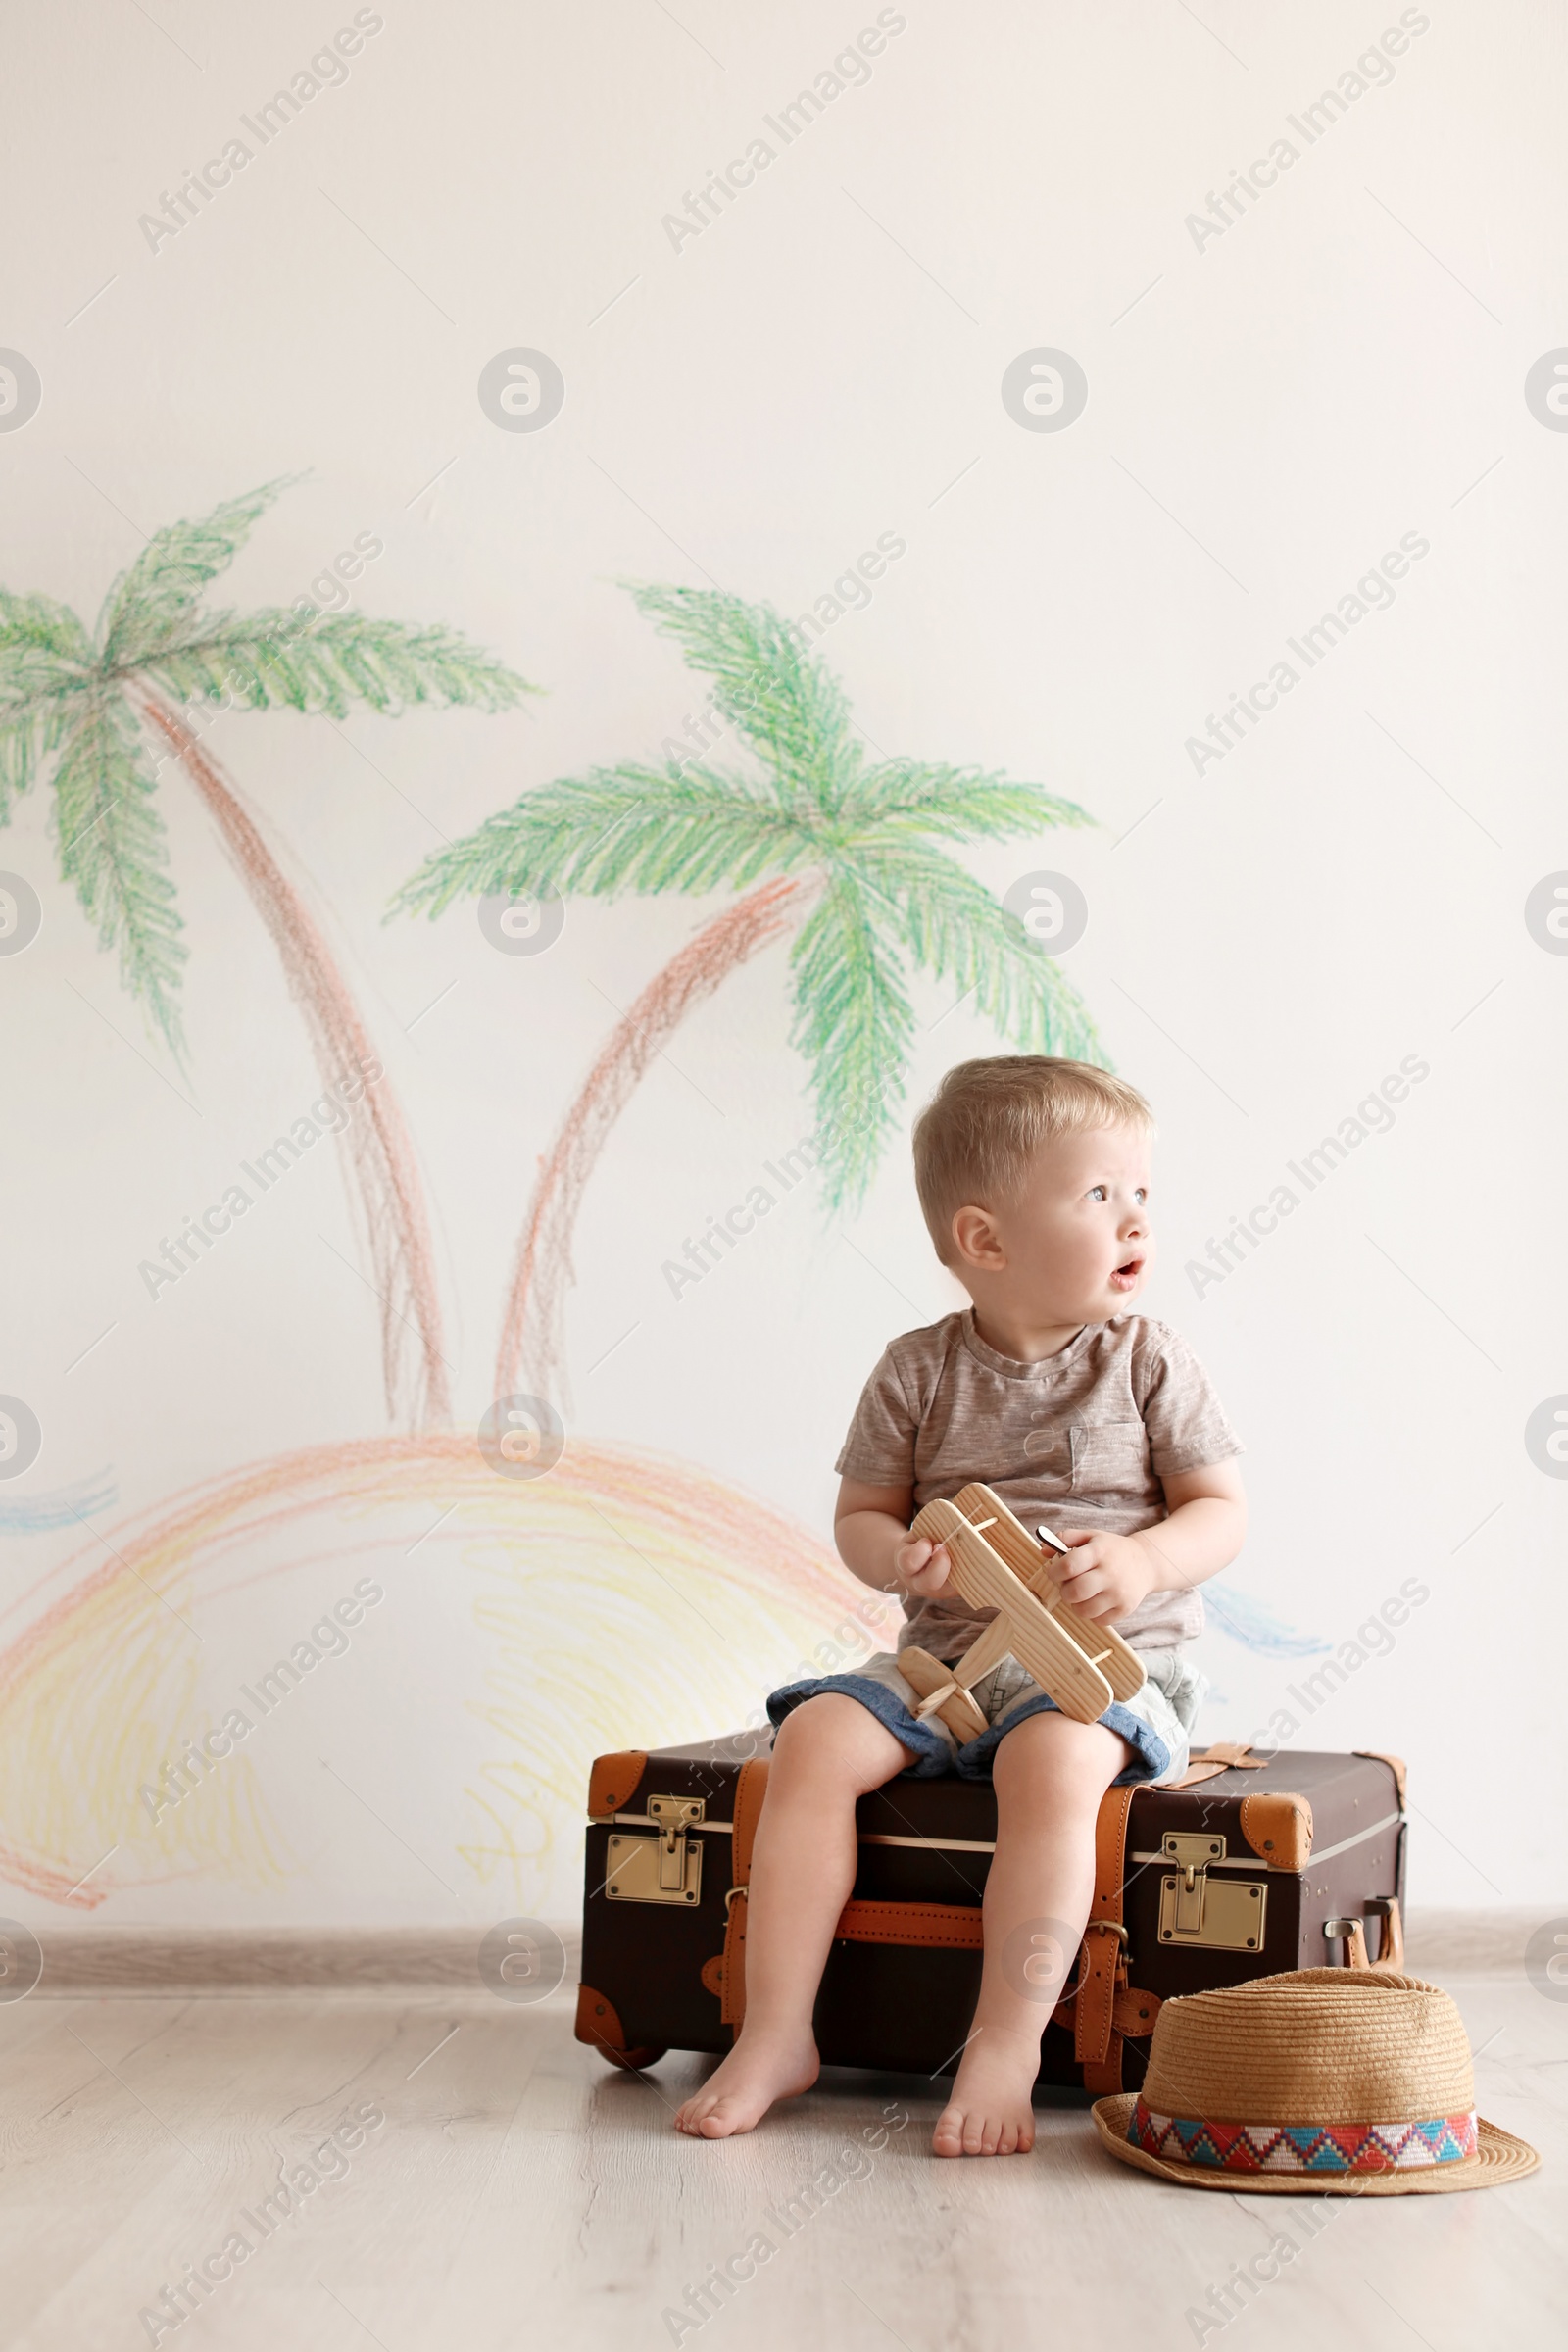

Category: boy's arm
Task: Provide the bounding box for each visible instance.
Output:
[834,1477,954,1597]
[1050,1458,1247,1626]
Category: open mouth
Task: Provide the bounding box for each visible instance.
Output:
[1109,1257,1144,1292]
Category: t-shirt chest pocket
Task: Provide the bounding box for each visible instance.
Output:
[1068,1420,1150,1494]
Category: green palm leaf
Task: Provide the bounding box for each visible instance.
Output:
[841,760,1093,842]
[52,693,184,1047]
[393,764,816,917]
[145,610,533,720]
[98,477,298,667]
[0,703,79,822]
[856,843,1101,1064]
[628,584,858,811]
[0,593,96,814]
[0,587,95,670]
[787,873,916,1211]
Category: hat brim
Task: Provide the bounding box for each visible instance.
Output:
[1090,2096,1540,2193]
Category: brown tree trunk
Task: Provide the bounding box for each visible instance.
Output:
[138,694,452,1429]
[499,873,818,1409]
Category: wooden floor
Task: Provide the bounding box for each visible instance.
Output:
[2,1959,1561,2350]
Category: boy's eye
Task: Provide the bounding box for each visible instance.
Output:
[1134,1188,1147,1204]
[1088,1185,1107,1201]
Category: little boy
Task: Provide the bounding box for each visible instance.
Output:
[674,1056,1246,2156]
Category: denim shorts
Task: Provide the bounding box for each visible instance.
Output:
[766,1644,1207,1785]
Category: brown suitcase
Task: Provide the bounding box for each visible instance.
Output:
[575,1732,1408,2094]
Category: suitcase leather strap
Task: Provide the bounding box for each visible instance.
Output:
[1069,1783,1138,2094]
[1054,1979,1162,2041]
[833,1899,983,1948]
[1166,1740,1268,1788]
[718,1756,771,2029]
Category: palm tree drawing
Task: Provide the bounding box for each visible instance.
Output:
[394,584,1101,1407]
[0,479,532,1426]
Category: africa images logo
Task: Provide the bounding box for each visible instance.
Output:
[478,1394,566,1480]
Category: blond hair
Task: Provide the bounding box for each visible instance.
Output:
[912,1056,1153,1264]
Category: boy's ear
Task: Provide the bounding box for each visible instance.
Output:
[950,1203,1006,1270]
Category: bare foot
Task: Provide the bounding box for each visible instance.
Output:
[932,2034,1039,2157]
[673,2029,820,2139]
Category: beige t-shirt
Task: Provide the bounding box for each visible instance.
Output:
[835,1309,1241,1658]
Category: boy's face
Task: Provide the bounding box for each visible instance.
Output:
[950,1122,1153,1326]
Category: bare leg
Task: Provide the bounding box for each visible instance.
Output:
[674,1695,916,2139]
[933,1710,1131,2158]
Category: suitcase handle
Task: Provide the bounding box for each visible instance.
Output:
[1325,1900,1410,1976]
[1367,1894,1404,1969]
[1324,1898,1403,1972]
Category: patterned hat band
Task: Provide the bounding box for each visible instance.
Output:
[1128,2096,1480,2174]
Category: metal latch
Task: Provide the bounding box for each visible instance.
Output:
[1157,1831,1267,1953]
[605,1795,705,1906]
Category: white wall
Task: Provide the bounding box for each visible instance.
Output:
[0,0,1563,1932]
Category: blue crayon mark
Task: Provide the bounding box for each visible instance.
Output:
[1204,1584,1331,1657]
[0,1470,119,1535]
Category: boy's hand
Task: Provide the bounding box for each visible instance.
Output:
[893,1534,953,1597]
[1045,1529,1159,1625]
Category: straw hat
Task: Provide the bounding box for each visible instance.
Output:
[1092,1967,1538,2193]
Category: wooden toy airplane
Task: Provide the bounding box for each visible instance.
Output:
[898,1482,1148,1738]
